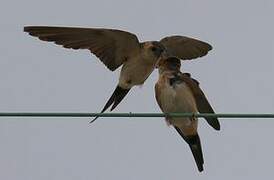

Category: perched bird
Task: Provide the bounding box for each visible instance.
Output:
[24,26,212,122]
[155,57,220,172]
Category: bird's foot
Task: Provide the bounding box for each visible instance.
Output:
[191,112,196,121]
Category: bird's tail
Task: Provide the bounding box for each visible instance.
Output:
[175,127,204,172]
[90,86,130,123]
[187,134,204,172]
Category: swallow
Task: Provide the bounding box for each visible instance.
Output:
[24,26,213,122]
[155,57,220,172]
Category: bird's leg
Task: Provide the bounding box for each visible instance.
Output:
[191,112,196,121]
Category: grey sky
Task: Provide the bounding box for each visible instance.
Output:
[0,0,274,179]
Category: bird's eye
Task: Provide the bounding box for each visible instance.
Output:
[151,47,157,52]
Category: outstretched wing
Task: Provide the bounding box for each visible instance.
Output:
[24,26,141,71]
[181,73,220,130]
[160,36,212,60]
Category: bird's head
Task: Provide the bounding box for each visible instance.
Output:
[156,57,181,74]
[140,41,166,64]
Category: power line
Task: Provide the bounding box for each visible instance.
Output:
[0,112,274,118]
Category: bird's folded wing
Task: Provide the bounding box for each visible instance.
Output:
[24,26,140,71]
[160,36,212,60]
[180,73,220,130]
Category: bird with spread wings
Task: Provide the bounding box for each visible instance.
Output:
[24,26,212,122]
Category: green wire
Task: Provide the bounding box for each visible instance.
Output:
[0,112,273,118]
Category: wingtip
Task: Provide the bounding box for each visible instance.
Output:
[23,26,50,33]
[207,43,213,51]
[212,124,221,131]
[204,117,221,131]
[23,26,31,32]
[215,126,221,131]
[213,120,221,131]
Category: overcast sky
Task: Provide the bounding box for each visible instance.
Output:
[0,0,274,179]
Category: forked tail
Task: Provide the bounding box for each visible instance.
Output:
[90,86,130,123]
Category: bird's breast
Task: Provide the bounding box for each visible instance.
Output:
[160,81,198,130]
[119,57,155,89]
[159,80,198,113]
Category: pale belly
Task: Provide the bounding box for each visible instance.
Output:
[119,60,155,89]
[161,83,197,112]
[160,82,198,131]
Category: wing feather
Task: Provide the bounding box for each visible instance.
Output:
[24,26,140,71]
[180,73,220,130]
[160,36,212,60]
